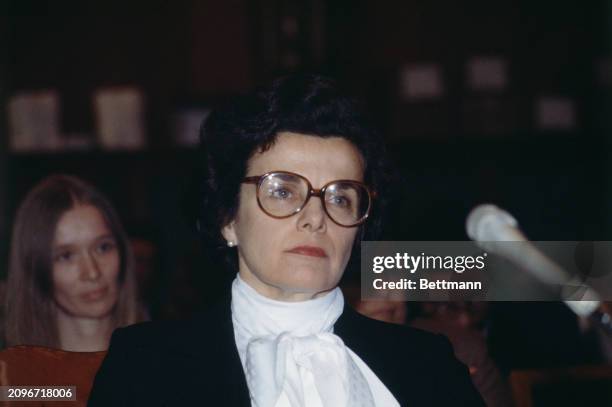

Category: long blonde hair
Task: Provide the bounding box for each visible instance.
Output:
[5,174,146,348]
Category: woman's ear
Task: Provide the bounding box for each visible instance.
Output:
[221,221,238,246]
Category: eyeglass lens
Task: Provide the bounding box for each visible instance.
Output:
[258,172,369,225]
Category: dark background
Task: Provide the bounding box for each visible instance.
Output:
[2,1,612,361]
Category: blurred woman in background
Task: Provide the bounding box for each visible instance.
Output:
[5,174,146,351]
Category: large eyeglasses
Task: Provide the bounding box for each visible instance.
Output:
[241,171,374,227]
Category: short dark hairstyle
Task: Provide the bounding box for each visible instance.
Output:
[199,74,391,270]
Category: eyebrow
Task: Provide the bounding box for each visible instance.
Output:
[52,234,116,251]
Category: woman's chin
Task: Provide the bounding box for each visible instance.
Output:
[63,301,116,320]
[278,267,338,294]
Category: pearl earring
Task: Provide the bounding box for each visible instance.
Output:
[227,241,236,247]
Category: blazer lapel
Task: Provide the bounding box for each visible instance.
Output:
[195,295,252,406]
[154,295,252,406]
[334,305,410,404]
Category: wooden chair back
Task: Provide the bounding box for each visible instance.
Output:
[0,345,106,406]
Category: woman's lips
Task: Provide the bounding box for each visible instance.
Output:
[286,246,328,258]
[81,286,108,301]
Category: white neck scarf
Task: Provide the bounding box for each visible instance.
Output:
[231,274,399,407]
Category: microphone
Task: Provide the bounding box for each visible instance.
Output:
[466,204,600,317]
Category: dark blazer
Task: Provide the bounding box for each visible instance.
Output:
[88,295,485,406]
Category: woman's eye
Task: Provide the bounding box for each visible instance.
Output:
[54,251,74,263]
[270,187,293,200]
[329,195,351,208]
[97,241,117,254]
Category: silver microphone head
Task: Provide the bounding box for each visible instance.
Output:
[466,204,518,241]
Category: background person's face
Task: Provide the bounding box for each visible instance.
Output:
[52,204,120,318]
[223,132,364,301]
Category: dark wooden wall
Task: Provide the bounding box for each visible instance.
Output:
[2,0,611,311]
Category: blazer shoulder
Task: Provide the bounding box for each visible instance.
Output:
[89,308,238,407]
[339,306,452,350]
[110,319,192,348]
[111,305,228,351]
[338,308,486,406]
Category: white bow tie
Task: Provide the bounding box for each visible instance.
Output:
[230,275,398,407]
[246,331,375,407]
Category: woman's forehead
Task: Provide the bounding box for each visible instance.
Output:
[247,132,365,182]
[53,205,111,246]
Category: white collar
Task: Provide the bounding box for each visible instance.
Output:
[230,274,399,407]
[231,273,343,343]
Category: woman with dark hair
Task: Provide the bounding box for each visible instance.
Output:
[5,174,147,351]
[89,75,484,406]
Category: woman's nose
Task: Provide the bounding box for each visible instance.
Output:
[297,197,327,232]
[81,253,102,281]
